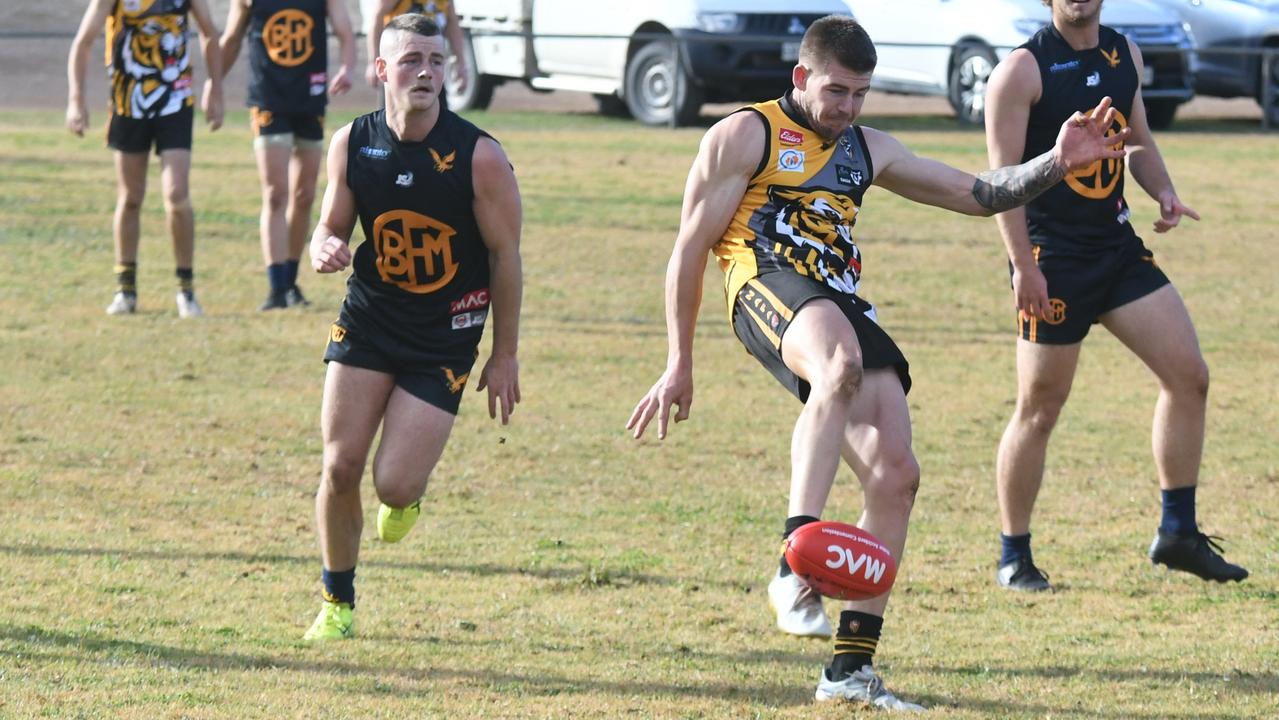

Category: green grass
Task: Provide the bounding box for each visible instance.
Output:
[1,108,1276,718]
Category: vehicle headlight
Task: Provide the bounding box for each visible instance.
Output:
[696,12,745,34]
[1014,18,1046,37]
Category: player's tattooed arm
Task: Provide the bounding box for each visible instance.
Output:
[971,150,1066,214]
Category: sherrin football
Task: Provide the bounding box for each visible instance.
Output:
[784,521,897,600]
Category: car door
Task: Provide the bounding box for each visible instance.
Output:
[845,0,957,94]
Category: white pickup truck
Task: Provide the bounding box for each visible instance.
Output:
[445,0,851,125]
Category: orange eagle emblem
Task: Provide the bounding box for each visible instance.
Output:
[430,148,456,173]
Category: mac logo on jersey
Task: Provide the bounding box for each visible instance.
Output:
[373,210,459,294]
[1086,71,1100,87]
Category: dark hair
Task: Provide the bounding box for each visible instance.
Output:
[799,15,876,74]
[385,13,441,39]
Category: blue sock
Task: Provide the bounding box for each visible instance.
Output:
[267,263,289,294]
[1160,486,1198,536]
[1000,532,1033,567]
[321,567,356,607]
[285,259,300,288]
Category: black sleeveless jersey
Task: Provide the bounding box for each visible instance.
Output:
[247,0,328,114]
[344,109,492,344]
[1021,24,1137,245]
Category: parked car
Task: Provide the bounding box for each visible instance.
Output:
[449,0,851,126]
[843,0,1197,128]
[1150,0,1279,123]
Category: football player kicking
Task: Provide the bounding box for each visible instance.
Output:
[628,15,1126,711]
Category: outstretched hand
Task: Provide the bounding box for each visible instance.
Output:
[1153,190,1200,233]
[627,365,693,440]
[1055,96,1130,173]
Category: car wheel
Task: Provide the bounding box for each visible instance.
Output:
[1259,46,1279,126]
[948,42,998,126]
[594,93,630,118]
[447,31,495,111]
[624,41,703,127]
[1143,99,1179,130]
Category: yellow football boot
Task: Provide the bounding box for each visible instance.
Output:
[377,501,421,543]
[303,601,353,641]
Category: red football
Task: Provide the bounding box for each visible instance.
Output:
[784,521,897,600]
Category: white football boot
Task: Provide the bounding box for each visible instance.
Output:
[105,292,137,316]
[815,665,925,711]
[767,570,832,638]
[176,292,204,319]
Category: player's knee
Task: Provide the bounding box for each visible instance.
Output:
[321,451,365,493]
[1167,356,1209,399]
[162,187,191,212]
[374,476,426,509]
[864,453,920,512]
[263,185,288,212]
[1018,388,1067,436]
[117,188,144,212]
[811,353,863,401]
[293,183,316,209]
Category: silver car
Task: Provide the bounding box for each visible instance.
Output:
[844,0,1196,128]
[1151,0,1279,123]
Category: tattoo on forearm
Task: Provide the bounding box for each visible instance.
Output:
[972,150,1066,213]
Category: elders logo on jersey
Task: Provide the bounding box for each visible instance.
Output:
[263,9,315,67]
[372,210,459,294]
[779,128,804,145]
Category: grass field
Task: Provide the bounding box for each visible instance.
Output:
[1,107,1276,718]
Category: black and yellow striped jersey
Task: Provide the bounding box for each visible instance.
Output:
[247,0,329,114]
[104,0,194,119]
[382,0,451,29]
[714,94,874,313]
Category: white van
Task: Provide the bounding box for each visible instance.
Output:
[844,0,1196,127]
[448,0,851,125]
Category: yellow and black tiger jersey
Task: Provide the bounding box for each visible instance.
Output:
[104,0,194,119]
[714,93,874,315]
[382,0,451,29]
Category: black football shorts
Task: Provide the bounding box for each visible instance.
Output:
[731,271,911,402]
[1015,233,1170,344]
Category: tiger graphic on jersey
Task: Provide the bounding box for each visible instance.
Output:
[106,0,193,118]
[764,185,863,295]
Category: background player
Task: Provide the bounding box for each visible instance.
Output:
[365,0,468,108]
[217,0,356,310]
[67,0,224,318]
[983,0,1248,592]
